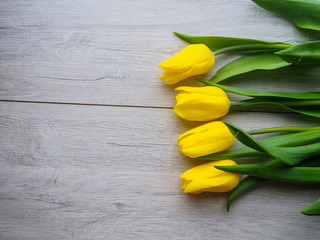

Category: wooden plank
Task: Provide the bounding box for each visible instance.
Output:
[1,0,320,107]
[0,102,319,239]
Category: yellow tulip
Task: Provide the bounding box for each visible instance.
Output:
[177,121,235,158]
[181,160,241,194]
[158,44,215,85]
[174,86,230,121]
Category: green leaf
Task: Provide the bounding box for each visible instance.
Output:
[201,81,320,99]
[227,176,268,211]
[209,53,291,83]
[227,157,320,211]
[223,122,320,165]
[252,0,320,31]
[227,159,284,211]
[276,41,320,65]
[231,101,320,119]
[301,198,320,215]
[215,165,320,183]
[199,147,266,160]
[268,142,320,165]
[174,32,294,53]
[223,122,266,153]
[200,128,320,161]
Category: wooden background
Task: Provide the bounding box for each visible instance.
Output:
[1,0,320,239]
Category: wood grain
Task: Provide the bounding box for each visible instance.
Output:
[1,0,320,107]
[1,0,320,239]
[0,102,319,239]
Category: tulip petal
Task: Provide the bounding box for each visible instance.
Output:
[177,121,226,142]
[163,59,214,84]
[158,44,214,72]
[162,69,191,85]
[159,73,166,80]
[184,174,241,194]
[178,122,235,158]
[158,44,215,85]
[174,93,230,121]
[181,160,237,180]
[175,86,228,98]
[180,160,241,194]
[205,174,241,192]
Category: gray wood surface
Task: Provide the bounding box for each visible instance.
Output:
[0,0,319,239]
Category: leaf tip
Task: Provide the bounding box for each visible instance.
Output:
[226,201,231,212]
[173,32,184,37]
[214,165,233,173]
[300,209,309,215]
[213,165,223,170]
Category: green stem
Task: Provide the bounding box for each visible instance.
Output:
[230,100,320,119]
[213,43,292,55]
[215,165,320,184]
[277,99,320,107]
[199,80,320,100]
[248,126,320,135]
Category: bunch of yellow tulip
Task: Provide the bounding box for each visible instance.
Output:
[158,44,242,194]
[158,40,320,214]
[158,0,320,215]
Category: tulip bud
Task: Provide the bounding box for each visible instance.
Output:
[181,160,241,194]
[158,44,215,85]
[177,121,235,158]
[174,86,230,121]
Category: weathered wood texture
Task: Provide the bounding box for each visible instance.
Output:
[1,0,320,239]
[1,0,320,107]
[0,102,319,240]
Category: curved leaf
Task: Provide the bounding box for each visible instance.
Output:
[200,80,320,99]
[209,53,291,83]
[227,159,285,211]
[276,41,320,65]
[223,122,266,153]
[301,198,320,215]
[276,143,320,165]
[227,157,320,211]
[252,0,320,31]
[174,32,294,53]
[215,165,320,183]
[227,176,267,211]
[223,122,320,165]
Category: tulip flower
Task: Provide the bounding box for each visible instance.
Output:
[177,121,235,158]
[181,160,241,194]
[158,44,215,85]
[174,86,230,121]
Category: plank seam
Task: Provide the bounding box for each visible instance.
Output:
[0,99,305,115]
[0,99,172,109]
